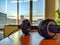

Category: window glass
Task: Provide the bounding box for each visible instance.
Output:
[32,0,45,26]
[0,0,17,40]
[0,0,6,28]
[58,0,60,11]
[7,0,17,25]
[19,0,30,20]
[0,0,6,40]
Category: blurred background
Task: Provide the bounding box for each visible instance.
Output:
[0,0,60,41]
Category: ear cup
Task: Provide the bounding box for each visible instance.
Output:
[38,19,56,39]
[21,19,30,35]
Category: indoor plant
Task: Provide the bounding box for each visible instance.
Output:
[54,9,60,25]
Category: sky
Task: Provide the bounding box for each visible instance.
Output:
[0,0,45,17]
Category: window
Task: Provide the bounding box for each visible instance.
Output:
[19,0,30,20]
[0,0,45,40]
[0,0,6,28]
[0,0,17,40]
[58,0,60,11]
[0,0,6,40]
[32,0,45,26]
[56,0,60,10]
[6,0,17,25]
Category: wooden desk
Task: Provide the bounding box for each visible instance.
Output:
[0,31,44,45]
[0,30,60,45]
[21,32,44,45]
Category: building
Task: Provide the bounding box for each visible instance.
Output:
[0,12,7,28]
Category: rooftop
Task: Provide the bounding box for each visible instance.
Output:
[0,12,7,17]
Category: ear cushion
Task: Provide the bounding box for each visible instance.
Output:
[21,19,30,35]
[38,19,56,39]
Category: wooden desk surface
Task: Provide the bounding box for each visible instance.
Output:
[0,31,44,45]
[21,32,44,45]
[0,31,60,45]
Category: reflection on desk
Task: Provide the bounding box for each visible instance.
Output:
[0,31,44,45]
